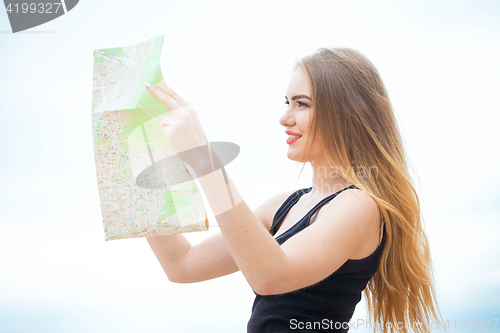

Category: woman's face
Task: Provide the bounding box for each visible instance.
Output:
[280,67,322,163]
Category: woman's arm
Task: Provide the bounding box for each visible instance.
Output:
[146,189,295,283]
[146,232,237,283]
[198,166,380,295]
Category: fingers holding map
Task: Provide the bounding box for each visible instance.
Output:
[91,35,209,241]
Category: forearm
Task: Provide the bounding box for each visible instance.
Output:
[146,234,192,283]
[192,146,289,293]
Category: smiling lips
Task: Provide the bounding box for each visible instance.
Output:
[285,130,302,145]
[286,137,301,144]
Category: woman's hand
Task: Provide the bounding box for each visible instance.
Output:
[146,79,208,155]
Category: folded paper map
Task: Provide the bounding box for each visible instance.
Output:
[91,34,209,241]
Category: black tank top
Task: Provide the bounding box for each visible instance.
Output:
[247,185,386,333]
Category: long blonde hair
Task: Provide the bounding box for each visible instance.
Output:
[293,48,443,333]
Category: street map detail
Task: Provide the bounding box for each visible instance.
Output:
[91,35,209,241]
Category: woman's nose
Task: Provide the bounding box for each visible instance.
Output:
[279,111,294,128]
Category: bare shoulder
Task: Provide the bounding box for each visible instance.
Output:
[328,187,378,208]
[254,189,297,231]
[322,187,382,258]
[326,188,381,225]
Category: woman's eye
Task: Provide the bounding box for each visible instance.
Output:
[284,100,309,108]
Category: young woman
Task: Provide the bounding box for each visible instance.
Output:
[145,48,442,333]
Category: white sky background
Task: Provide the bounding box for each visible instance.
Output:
[0,0,499,332]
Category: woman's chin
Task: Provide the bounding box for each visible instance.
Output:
[286,150,306,163]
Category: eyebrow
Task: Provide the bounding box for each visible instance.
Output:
[285,94,312,101]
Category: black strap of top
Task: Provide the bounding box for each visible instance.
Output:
[268,187,312,233]
[269,184,358,236]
